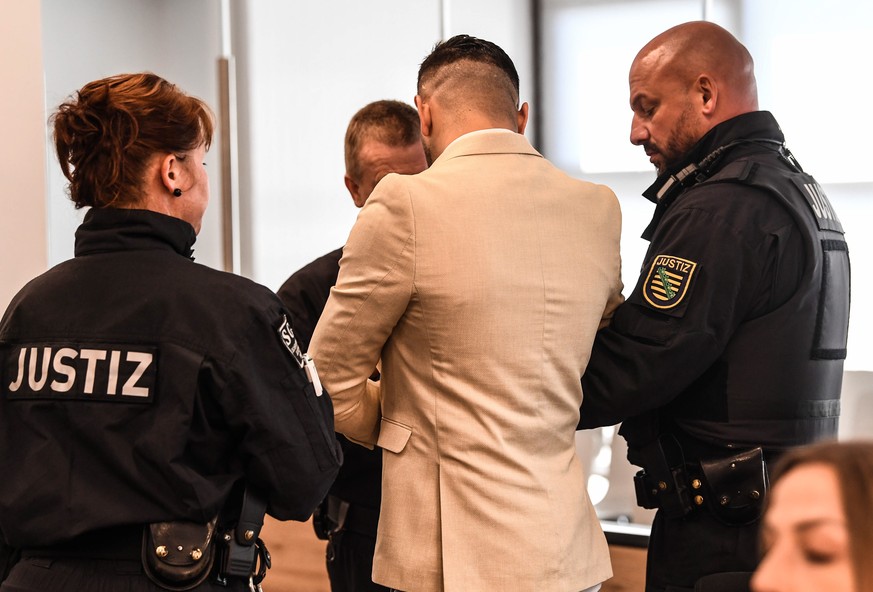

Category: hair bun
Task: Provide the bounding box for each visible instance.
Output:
[52,72,213,209]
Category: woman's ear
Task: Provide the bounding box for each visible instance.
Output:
[160,153,179,195]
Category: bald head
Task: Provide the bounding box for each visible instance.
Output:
[633,21,758,121]
[415,35,529,163]
[628,22,761,174]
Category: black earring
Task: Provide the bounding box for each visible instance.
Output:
[173,188,182,197]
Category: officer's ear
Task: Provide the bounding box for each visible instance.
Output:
[697,75,718,115]
[344,174,365,208]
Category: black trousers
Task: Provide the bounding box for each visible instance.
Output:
[645,508,757,592]
[327,530,389,592]
[0,557,249,592]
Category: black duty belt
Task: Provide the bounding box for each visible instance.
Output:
[20,524,143,560]
[633,442,769,525]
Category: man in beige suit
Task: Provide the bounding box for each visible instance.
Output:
[310,35,622,592]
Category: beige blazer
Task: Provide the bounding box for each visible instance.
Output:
[310,129,623,592]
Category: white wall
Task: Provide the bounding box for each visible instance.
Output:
[11,0,868,374]
[0,1,48,313]
[5,0,535,300]
[538,0,872,372]
[39,0,225,270]
[233,0,535,290]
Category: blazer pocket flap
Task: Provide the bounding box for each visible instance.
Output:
[377,417,412,453]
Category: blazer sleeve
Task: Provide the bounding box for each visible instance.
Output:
[598,186,625,329]
[310,174,415,446]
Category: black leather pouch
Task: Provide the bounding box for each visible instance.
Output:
[698,446,767,526]
[142,518,217,591]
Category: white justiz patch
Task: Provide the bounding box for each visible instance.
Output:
[5,343,157,403]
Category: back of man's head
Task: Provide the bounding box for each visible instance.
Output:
[344,100,421,182]
[417,35,521,130]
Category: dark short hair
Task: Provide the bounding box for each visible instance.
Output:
[417,34,520,98]
[52,72,214,209]
[344,100,420,182]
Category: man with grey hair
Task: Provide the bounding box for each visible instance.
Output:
[312,35,622,591]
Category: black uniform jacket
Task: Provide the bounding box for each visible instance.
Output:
[0,208,341,547]
[579,111,848,451]
[278,249,382,513]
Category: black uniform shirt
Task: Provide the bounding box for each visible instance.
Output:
[0,208,341,547]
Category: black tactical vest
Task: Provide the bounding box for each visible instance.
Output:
[673,153,850,450]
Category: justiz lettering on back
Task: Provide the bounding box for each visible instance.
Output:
[6,345,155,400]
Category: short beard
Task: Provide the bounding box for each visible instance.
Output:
[658,102,700,175]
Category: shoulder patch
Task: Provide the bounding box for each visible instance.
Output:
[791,177,844,233]
[643,254,698,309]
[276,315,324,396]
[277,314,306,368]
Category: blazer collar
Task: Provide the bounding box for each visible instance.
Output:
[435,129,542,164]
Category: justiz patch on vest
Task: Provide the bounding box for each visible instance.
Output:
[643,254,698,310]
